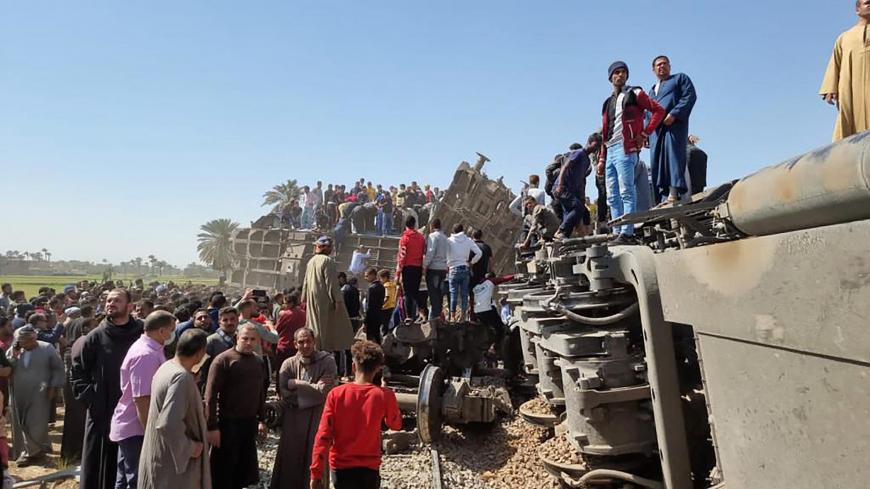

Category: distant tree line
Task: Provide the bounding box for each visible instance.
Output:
[1,250,218,278]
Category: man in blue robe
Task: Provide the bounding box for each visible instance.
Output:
[649,56,697,204]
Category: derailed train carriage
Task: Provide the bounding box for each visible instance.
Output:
[507,134,870,488]
[228,153,521,292]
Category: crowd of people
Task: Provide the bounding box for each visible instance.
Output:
[0,278,404,489]
[0,211,508,489]
[0,57,703,489]
[3,1,868,483]
[518,0,870,247]
[508,55,710,248]
[280,179,444,238]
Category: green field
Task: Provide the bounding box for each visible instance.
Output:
[0,274,219,298]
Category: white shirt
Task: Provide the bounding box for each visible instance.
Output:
[446,232,482,269]
[472,280,496,313]
[500,304,511,323]
[349,250,371,275]
[307,190,321,208]
[509,187,546,217]
[607,88,629,148]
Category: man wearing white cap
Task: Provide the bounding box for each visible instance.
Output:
[7,325,64,466]
[302,237,354,359]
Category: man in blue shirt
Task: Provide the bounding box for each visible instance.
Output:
[553,133,602,239]
[649,55,698,203]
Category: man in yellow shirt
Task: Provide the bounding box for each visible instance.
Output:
[379,269,397,338]
[396,184,407,208]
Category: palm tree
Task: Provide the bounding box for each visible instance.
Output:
[157,260,167,277]
[197,218,239,278]
[147,255,157,275]
[133,257,142,276]
[41,248,49,263]
[31,251,43,262]
[261,179,300,213]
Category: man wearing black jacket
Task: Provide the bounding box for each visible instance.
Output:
[687,135,708,195]
[71,288,144,489]
[544,154,565,221]
[341,276,362,375]
[363,268,385,344]
[342,277,361,323]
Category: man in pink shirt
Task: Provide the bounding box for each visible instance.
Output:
[109,311,174,489]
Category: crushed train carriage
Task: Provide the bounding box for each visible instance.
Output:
[228,153,523,291]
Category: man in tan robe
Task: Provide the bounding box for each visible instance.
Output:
[138,330,211,489]
[270,327,336,489]
[302,236,355,354]
[820,0,870,141]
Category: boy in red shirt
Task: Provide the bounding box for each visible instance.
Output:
[310,340,402,489]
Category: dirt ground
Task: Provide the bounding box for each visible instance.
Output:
[7,404,78,489]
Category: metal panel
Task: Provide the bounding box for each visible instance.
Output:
[655,220,870,364]
[612,247,693,489]
[652,218,870,488]
[696,334,870,489]
[432,160,522,275]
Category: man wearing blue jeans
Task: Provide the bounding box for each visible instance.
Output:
[424,218,449,320]
[597,61,665,245]
[553,134,602,239]
[445,224,482,322]
[300,185,315,229]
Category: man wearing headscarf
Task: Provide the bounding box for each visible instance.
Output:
[301,237,354,358]
[7,325,64,466]
[61,317,96,462]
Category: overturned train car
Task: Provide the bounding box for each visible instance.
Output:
[229,154,521,290]
[508,134,870,489]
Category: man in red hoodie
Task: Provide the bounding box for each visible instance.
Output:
[597,61,665,245]
[310,340,401,489]
[396,215,426,322]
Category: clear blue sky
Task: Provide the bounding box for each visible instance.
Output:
[0,1,856,266]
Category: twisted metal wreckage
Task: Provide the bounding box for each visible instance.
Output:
[250,135,870,489]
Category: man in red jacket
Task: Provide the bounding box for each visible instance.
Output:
[310,340,401,489]
[597,61,665,245]
[396,215,426,322]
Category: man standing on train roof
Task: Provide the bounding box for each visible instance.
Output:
[597,61,665,245]
[820,0,870,141]
[648,55,697,204]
